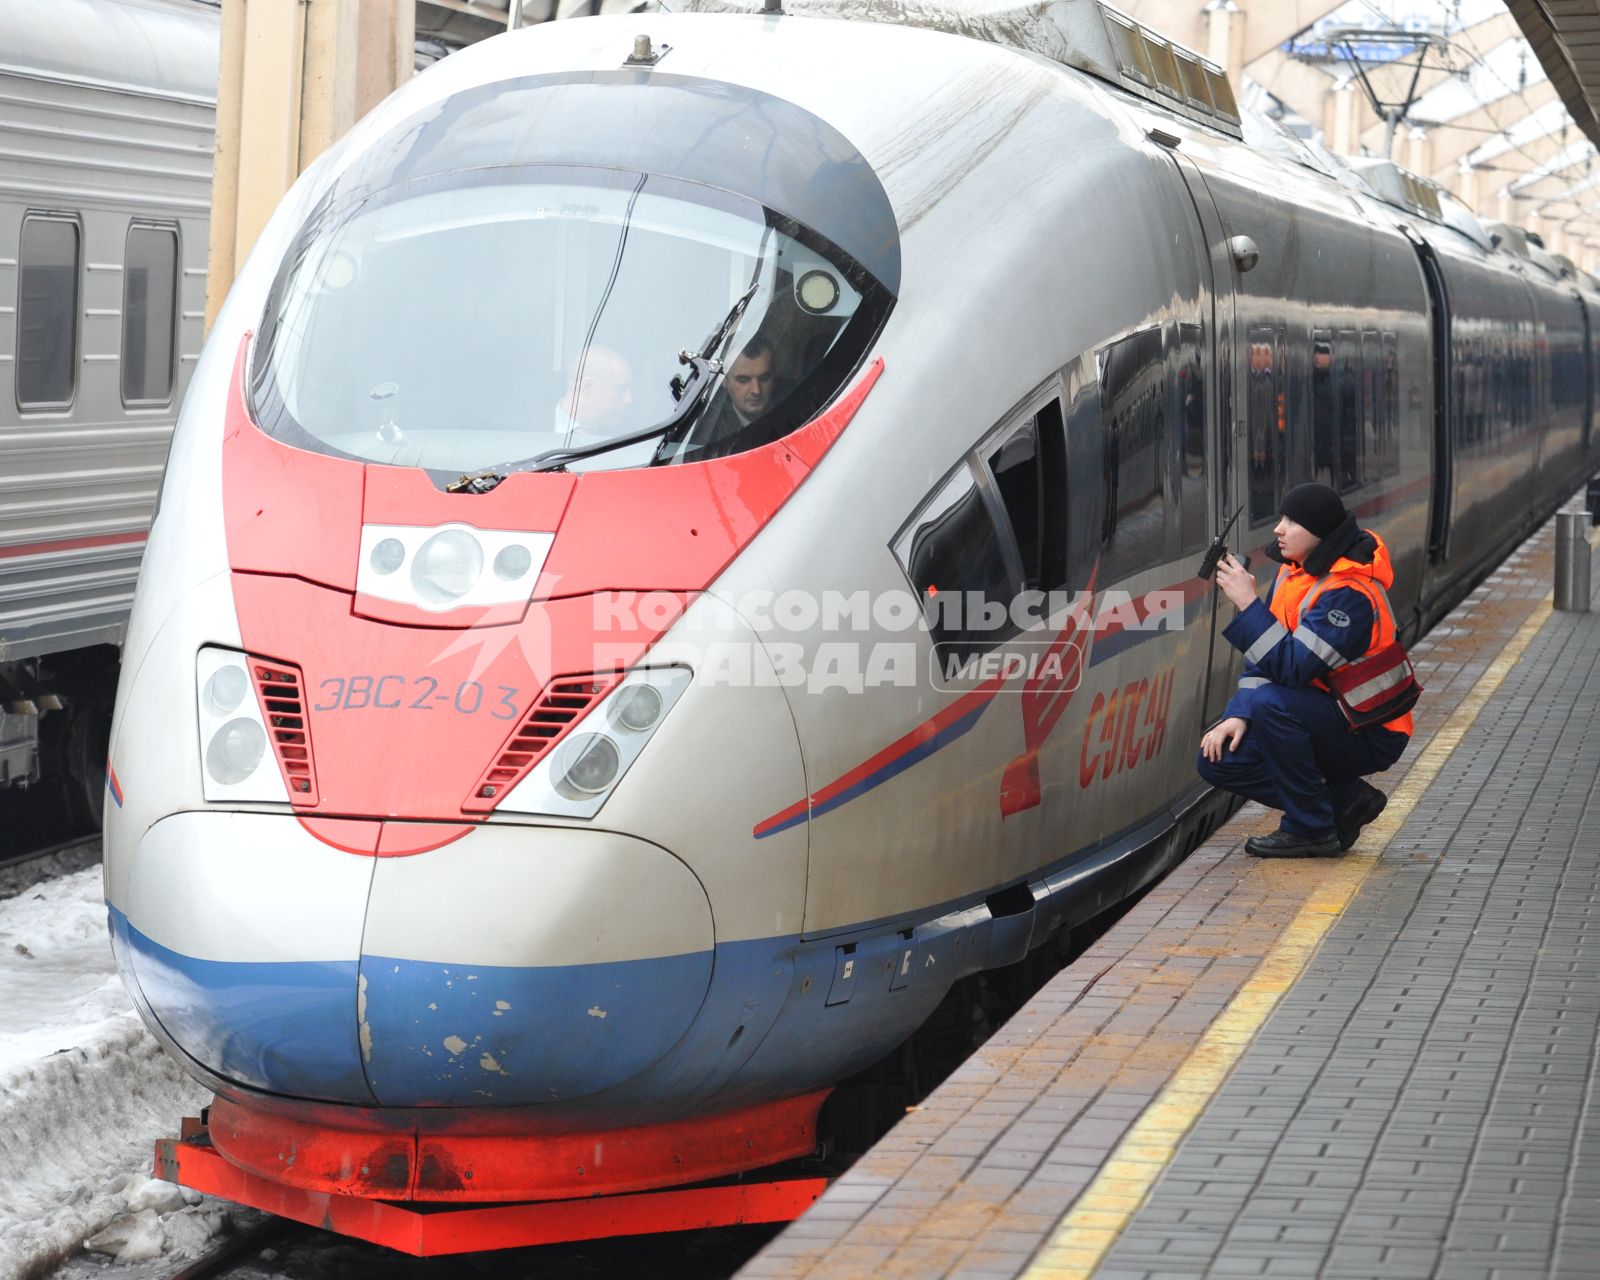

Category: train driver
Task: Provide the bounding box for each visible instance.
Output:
[1196,483,1413,858]
[699,335,791,443]
[555,345,635,442]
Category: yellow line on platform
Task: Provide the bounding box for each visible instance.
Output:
[1023,591,1557,1280]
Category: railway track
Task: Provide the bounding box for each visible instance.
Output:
[0,833,101,899]
[164,1219,290,1280]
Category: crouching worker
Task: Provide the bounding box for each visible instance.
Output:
[1198,483,1413,857]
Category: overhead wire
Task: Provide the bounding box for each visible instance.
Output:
[1313,0,1592,225]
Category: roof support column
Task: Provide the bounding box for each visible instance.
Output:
[1326,80,1360,156]
[206,0,413,330]
[1406,128,1432,179]
[1204,1,1245,90]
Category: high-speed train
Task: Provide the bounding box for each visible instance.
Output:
[107,0,1600,1220]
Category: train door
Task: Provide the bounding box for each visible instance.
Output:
[1164,149,1238,730]
[1404,229,1453,566]
[1578,293,1593,453]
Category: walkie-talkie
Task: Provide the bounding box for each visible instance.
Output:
[1198,504,1247,582]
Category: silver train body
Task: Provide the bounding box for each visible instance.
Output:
[104,0,1600,1197]
[0,0,215,818]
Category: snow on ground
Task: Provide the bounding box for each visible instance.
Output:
[0,866,218,1280]
[0,867,137,1075]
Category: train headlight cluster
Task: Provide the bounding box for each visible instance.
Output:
[411,529,484,605]
[499,667,692,818]
[195,648,286,802]
[356,523,555,613]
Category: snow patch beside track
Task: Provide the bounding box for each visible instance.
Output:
[0,868,210,1280]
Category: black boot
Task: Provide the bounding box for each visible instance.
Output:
[1245,829,1342,858]
[1335,781,1388,851]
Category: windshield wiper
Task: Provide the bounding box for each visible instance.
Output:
[520,354,720,472]
[523,282,762,473]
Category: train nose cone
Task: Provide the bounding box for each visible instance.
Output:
[109,813,378,1102]
[356,824,714,1106]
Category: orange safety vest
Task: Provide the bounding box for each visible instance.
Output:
[1267,559,1414,737]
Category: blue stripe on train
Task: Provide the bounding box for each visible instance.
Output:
[108,905,371,1102]
[109,904,713,1106]
[357,948,712,1106]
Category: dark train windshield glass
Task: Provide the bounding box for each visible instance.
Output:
[249,73,897,475]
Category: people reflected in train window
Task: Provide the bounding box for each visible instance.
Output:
[1177,326,1208,556]
[1311,334,1335,486]
[1247,327,1283,525]
[1336,333,1360,493]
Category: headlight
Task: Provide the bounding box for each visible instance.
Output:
[206,718,266,784]
[552,733,621,796]
[195,647,289,803]
[411,529,484,604]
[496,667,691,818]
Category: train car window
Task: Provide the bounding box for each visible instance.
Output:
[983,399,1070,596]
[1311,331,1334,487]
[1176,323,1208,554]
[1336,329,1362,494]
[1556,298,1587,427]
[122,224,179,405]
[16,215,80,409]
[893,464,1017,669]
[1360,329,1379,486]
[1246,326,1285,524]
[1098,329,1168,584]
[1381,332,1401,478]
[988,425,1042,587]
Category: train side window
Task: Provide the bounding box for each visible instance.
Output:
[1176,323,1207,555]
[1311,331,1334,487]
[1381,331,1400,478]
[893,463,1017,668]
[1360,329,1379,486]
[984,398,1070,595]
[1246,325,1284,524]
[1335,329,1361,494]
[16,214,80,409]
[1098,328,1168,584]
[988,423,1043,587]
[122,224,179,405]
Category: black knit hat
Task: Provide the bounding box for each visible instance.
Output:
[1279,483,1347,539]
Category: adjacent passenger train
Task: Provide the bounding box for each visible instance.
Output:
[0,0,216,827]
[105,0,1600,1223]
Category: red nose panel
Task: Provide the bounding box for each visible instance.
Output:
[221,333,882,822]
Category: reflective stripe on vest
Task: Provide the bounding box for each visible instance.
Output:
[1269,560,1411,734]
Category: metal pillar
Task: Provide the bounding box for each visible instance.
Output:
[206,0,414,331]
[1556,512,1591,613]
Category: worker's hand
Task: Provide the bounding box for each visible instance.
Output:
[1215,553,1258,611]
[1200,716,1248,763]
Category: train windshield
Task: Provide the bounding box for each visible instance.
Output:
[249,166,892,473]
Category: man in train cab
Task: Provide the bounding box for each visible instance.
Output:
[701,335,787,443]
[1196,483,1412,858]
[554,344,635,441]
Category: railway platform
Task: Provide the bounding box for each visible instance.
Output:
[741,504,1600,1280]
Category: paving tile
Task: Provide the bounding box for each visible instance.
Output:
[738,517,1600,1279]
